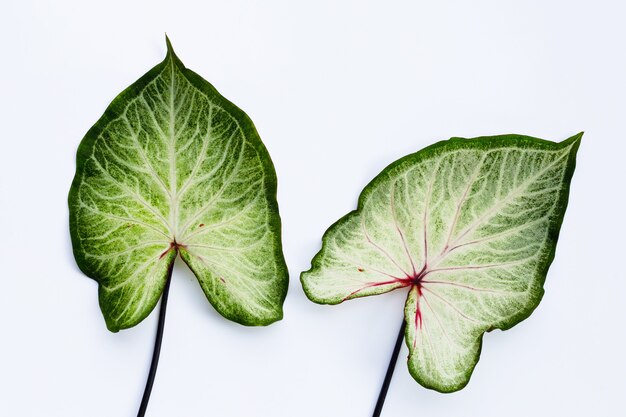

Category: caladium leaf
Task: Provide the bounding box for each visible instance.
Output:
[69,38,288,332]
[301,133,580,392]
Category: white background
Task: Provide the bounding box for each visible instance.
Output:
[1,1,625,416]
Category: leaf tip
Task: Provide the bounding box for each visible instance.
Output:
[164,34,177,59]
[570,131,584,143]
[562,131,583,155]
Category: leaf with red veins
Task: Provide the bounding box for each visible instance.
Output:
[301,133,581,392]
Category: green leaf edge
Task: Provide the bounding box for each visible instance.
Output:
[300,132,582,392]
[69,37,289,331]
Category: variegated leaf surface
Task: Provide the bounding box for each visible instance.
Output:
[69,39,288,332]
[301,134,580,392]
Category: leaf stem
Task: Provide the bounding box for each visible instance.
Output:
[372,319,406,417]
[137,262,174,417]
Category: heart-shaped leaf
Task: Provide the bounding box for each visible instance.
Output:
[301,134,580,392]
[69,38,288,332]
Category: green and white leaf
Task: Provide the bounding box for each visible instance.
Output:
[301,133,580,392]
[69,38,288,332]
